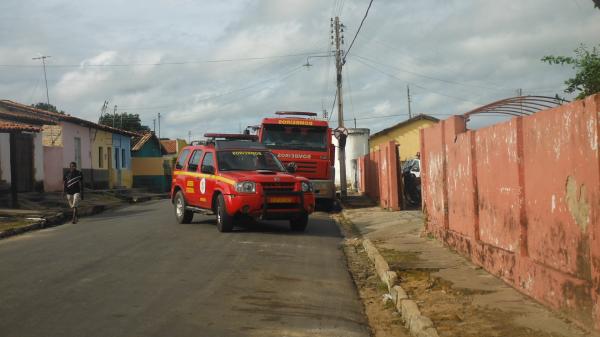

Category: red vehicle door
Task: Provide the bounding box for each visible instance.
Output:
[184,149,203,207]
[198,151,216,209]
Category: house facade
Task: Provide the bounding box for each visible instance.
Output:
[0,100,136,192]
[132,132,169,192]
[369,114,439,161]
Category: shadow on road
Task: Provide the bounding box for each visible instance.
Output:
[186,213,341,238]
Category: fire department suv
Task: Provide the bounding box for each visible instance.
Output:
[171,134,316,232]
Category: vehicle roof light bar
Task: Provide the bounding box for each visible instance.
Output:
[203,133,258,141]
[275,111,318,117]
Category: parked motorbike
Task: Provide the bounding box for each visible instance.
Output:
[402,159,421,207]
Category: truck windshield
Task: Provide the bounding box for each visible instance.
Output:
[217,151,285,172]
[262,125,328,152]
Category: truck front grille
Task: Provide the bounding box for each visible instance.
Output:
[261,182,295,192]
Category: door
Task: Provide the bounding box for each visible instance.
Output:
[14,133,34,192]
[107,147,113,189]
[184,150,203,206]
[198,152,215,209]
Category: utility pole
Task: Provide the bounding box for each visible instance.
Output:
[153,119,156,133]
[157,113,161,138]
[112,105,118,127]
[333,16,348,198]
[32,55,51,105]
[407,85,412,118]
[188,130,191,143]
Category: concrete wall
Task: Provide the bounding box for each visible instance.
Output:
[420,94,600,331]
[370,119,437,161]
[358,140,401,210]
[111,134,132,188]
[333,128,370,189]
[43,146,63,192]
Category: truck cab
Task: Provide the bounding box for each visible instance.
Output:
[257,111,336,210]
[171,134,315,232]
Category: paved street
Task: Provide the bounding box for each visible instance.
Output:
[0,200,369,337]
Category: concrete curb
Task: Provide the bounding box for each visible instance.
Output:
[362,238,440,337]
[0,199,136,240]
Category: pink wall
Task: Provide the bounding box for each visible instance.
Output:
[358,140,401,210]
[43,146,64,192]
[420,94,600,331]
[60,122,92,169]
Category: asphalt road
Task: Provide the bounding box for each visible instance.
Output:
[0,200,370,337]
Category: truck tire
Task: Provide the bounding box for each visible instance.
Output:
[174,191,193,224]
[216,194,234,232]
[290,213,309,232]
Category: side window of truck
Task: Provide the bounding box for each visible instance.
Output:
[187,150,203,172]
[175,149,190,170]
[201,152,215,174]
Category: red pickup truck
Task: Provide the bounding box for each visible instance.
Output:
[170,134,316,232]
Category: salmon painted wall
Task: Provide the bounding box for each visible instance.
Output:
[357,140,401,210]
[420,94,600,331]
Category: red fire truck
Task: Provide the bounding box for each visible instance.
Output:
[257,112,336,210]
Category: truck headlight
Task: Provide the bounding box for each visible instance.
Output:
[301,181,313,192]
[235,181,256,193]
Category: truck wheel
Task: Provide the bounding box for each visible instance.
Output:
[174,191,193,224]
[216,194,234,232]
[290,213,309,232]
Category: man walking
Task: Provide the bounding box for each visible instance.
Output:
[64,162,84,224]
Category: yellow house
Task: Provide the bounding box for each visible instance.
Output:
[369,114,439,161]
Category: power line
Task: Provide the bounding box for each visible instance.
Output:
[343,0,374,64]
[354,54,503,91]
[330,112,513,123]
[353,56,481,105]
[115,64,304,112]
[0,51,323,68]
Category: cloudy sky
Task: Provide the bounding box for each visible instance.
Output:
[1,0,599,139]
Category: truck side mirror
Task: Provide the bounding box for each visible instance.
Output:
[286,162,297,173]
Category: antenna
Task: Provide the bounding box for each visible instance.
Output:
[32,55,51,105]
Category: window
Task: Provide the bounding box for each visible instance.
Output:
[115,148,120,169]
[262,125,328,152]
[98,147,103,168]
[187,150,203,172]
[175,149,190,170]
[217,151,284,172]
[74,137,82,168]
[121,149,126,168]
[201,152,214,173]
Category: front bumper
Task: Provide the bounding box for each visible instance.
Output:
[225,191,315,220]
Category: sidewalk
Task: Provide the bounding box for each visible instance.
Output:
[0,189,168,239]
[341,196,595,337]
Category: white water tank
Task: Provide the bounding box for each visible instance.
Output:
[332,128,370,190]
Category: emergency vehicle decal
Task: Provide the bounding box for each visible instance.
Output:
[173,171,236,186]
[200,178,206,194]
[186,180,195,193]
[232,151,263,156]
[277,119,313,126]
[277,153,312,159]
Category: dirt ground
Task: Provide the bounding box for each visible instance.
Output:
[379,247,578,337]
[337,215,410,337]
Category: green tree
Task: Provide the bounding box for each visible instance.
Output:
[31,102,65,114]
[542,44,600,100]
[99,112,150,133]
